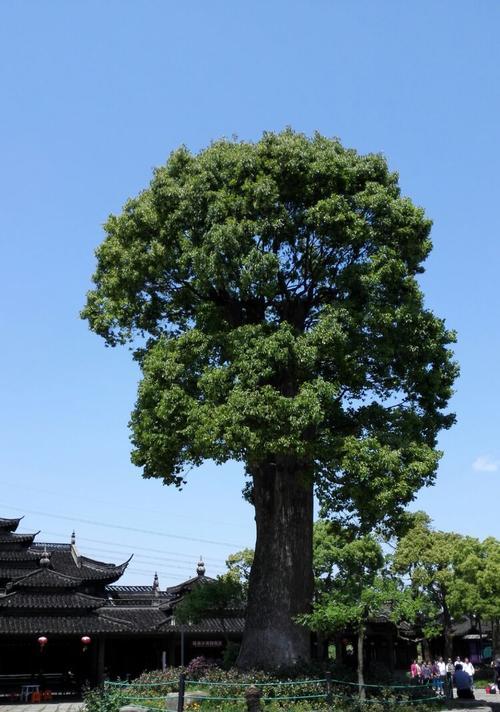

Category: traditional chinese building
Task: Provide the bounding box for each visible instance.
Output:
[0,515,244,689]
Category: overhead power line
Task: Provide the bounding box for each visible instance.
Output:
[125,566,223,581]
[42,530,228,565]
[2,504,246,549]
[81,546,201,572]
[1,479,246,530]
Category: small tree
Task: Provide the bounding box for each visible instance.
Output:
[301,522,395,699]
[175,575,245,644]
[478,538,500,658]
[82,129,457,669]
[393,513,484,658]
[225,548,254,595]
[453,536,500,658]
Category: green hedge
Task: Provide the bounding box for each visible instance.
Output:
[83,665,443,712]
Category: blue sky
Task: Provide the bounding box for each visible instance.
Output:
[0,1,499,585]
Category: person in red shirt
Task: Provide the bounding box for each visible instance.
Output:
[410,660,422,683]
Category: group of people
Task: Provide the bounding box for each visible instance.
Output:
[410,656,475,699]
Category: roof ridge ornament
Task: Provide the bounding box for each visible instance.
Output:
[39,547,51,567]
[196,556,205,576]
[152,571,160,605]
[71,530,76,546]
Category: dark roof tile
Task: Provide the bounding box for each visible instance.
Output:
[0,532,38,545]
[159,616,245,634]
[166,574,215,596]
[99,608,167,632]
[0,517,23,532]
[0,568,39,580]
[0,550,40,562]
[9,568,81,590]
[0,591,105,609]
[0,614,133,635]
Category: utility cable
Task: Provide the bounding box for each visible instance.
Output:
[2,504,246,548]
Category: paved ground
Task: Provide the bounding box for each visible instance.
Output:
[0,694,499,712]
[0,704,83,712]
[443,689,500,712]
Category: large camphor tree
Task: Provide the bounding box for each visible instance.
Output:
[82,130,457,669]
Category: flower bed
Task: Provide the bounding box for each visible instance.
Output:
[84,661,444,712]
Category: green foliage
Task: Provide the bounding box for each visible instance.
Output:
[222,641,241,668]
[83,129,457,531]
[175,575,244,626]
[304,521,399,634]
[84,667,440,712]
[457,536,500,621]
[83,687,127,712]
[392,513,500,648]
[225,548,254,591]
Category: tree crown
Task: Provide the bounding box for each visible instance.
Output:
[83,129,457,528]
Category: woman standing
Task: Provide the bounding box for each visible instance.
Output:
[410,660,422,684]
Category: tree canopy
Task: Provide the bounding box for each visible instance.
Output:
[82,129,458,667]
[392,513,500,657]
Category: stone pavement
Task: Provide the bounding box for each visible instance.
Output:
[1,695,500,712]
[0,704,83,712]
[447,689,500,712]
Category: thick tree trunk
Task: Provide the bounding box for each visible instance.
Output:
[422,637,431,661]
[443,603,453,659]
[444,628,453,660]
[492,618,500,659]
[236,458,314,670]
[357,625,366,702]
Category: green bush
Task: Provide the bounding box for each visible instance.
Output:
[83,687,124,712]
[83,665,443,712]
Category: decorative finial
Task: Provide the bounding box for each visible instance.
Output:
[40,547,51,567]
[71,530,76,546]
[153,571,159,595]
[196,556,205,576]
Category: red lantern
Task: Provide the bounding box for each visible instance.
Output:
[38,636,48,652]
[81,635,91,652]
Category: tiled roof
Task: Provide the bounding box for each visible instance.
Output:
[78,556,131,583]
[0,567,39,580]
[166,574,215,596]
[0,517,23,532]
[452,618,493,636]
[0,550,40,562]
[0,532,38,545]
[28,547,131,585]
[0,613,133,634]
[31,543,71,550]
[9,568,81,590]
[159,616,245,634]
[108,585,164,594]
[106,586,171,607]
[0,591,104,609]
[99,608,167,632]
[0,515,241,640]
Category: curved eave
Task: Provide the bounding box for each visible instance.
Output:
[166,574,215,595]
[0,516,24,532]
[80,556,132,585]
[0,530,40,546]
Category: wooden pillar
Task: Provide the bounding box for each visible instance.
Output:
[388,633,396,673]
[334,633,343,663]
[168,636,176,667]
[95,637,106,687]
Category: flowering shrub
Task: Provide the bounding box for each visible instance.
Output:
[83,665,441,712]
[186,656,217,680]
